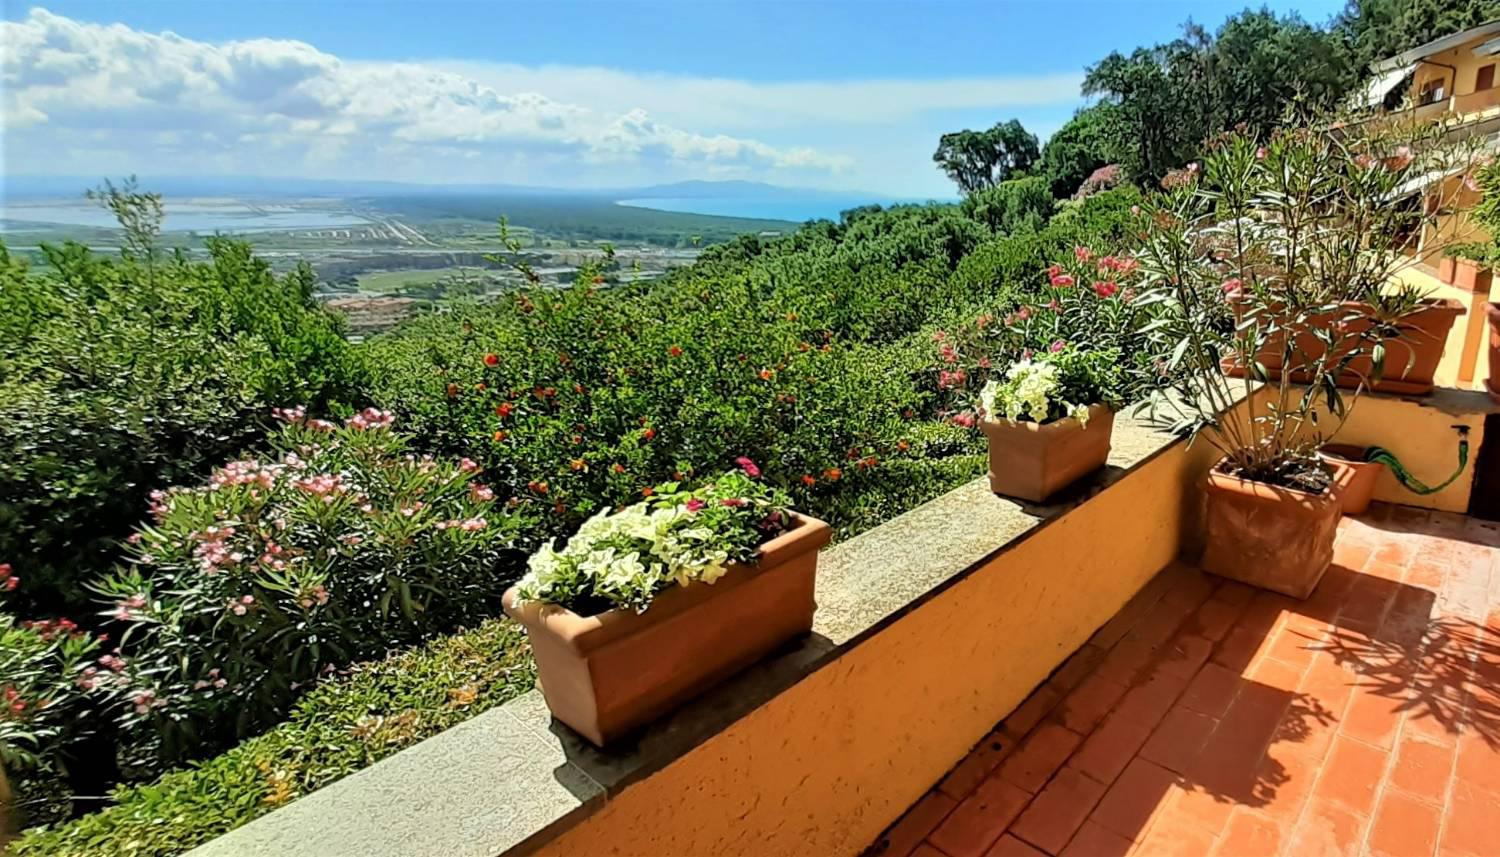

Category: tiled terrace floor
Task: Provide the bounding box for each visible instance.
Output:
[868,504,1500,857]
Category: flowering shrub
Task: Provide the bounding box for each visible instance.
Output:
[1128,119,1485,488]
[91,409,536,770]
[515,464,792,614]
[979,347,1123,426]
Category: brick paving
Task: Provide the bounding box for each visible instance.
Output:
[868,504,1500,857]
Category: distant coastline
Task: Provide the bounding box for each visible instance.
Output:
[617,194,924,223]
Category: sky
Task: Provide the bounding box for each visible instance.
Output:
[2,0,1349,198]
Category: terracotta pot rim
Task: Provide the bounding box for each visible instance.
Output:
[1231,296,1464,316]
[980,402,1112,435]
[502,511,831,654]
[1205,463,1340,508]
[1318,443,1372,462]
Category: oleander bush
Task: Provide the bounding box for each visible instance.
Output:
[0,232,364,616]
[93,410,537,772]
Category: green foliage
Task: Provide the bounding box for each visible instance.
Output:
[0,227,365,615]
[1083,10,1360,183]
[1039,104,1124,198]
[9,618,536,857]
[91,415,537,773]
[1338,0,1500,68]
[960,177,1055,234]
[932,119,1041,194]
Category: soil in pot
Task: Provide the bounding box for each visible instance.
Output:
[1201,459,1341,600]
[1318,444,1384,516]
[981,404,1114,503]
[502,512,832,747]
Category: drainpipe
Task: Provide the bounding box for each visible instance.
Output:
[1416,57,1461,109]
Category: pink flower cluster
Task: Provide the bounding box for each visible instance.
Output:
[347,408,395,431]
[211,460,280,490]
[293,473,347,500]
[435,517,488,531]
[469,483,496,502]
[736,456,761,478]
[227,594,255,616]
[938,368,968,389]
[193,668,229,691]
[113,593,148,621]
[190,525,242,573]
[0,563,16,592]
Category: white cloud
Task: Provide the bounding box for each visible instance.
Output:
[0,7,1083,192]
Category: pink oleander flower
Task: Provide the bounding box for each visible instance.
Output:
[1049,273,1075,288]
[1074,246,1093,263]
[1049,340,1067,353]
[685,498,706,512]
[1114,257,1138,275]
[1256,147,1268,160]
[735,456,761,478]
[459,457,480,473]
[721,497,746,507]
[0,563,10,581]
[346,408,395,431]
[951,412,976,428]
[1222,278,1244,297]
[1093,280,1119,299]
[470,483,496,502]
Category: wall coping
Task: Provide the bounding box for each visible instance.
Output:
[188,387,1498,857]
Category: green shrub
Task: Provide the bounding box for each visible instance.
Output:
[9,618,535,857]
[960,176,1055,234]
[0,236,364,615]
[93,413,537,772]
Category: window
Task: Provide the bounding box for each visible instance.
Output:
[1419,77,1446,104]
[1478,64,1496,91]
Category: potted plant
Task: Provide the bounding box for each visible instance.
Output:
[1217,116,1482,396]
[1317,444,1386,516]
[501,462,830,747]
[977,346,1123,502]
[1450,244,1494,294]
[1128,125,1452,598]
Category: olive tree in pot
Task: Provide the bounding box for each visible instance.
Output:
[1125,124,1471,598]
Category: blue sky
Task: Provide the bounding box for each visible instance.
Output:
[3,1,1348,196]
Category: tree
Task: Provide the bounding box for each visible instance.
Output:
[1083,11,1361,184]
[959,176,1054,234]
[933,119,1040,194]
[1038,104,1124,198]
[1338,0,1500,68]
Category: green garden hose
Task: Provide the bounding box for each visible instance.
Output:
[1362,426,1469,496]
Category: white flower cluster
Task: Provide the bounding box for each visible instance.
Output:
[515,502,734,612]
[980,360,1092,427]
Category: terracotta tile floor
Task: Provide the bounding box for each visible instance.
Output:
[869,504,1500,857]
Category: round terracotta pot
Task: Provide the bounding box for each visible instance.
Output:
[1226,298,1464,395]
[1201,463,1340,600]
[1318,444,1384,516]
[980,404,1114,503]
[502,512,831,747]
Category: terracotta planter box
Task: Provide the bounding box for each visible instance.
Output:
[1226,299,1464,395]
[1436,255,1457,284]
[1455,259,1493,294]
[501,512,831,747]
[1434,255,1458,285]
[1201,466,1341,599]
[981,404,1114,503]
[1318,444,1384,516]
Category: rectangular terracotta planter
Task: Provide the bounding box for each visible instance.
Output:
[1201,466,1340,599]
[981,404,1114,503]
[1436,255,1456,285]
[1455,259,1493,294]
[1226,298,1464,395]
[501,512,832,747]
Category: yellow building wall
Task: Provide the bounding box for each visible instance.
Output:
[1409,36,1500,115]
[530,426,1227,857]
[1321,390,1488,513]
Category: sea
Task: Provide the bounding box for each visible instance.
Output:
[616,195,930,223]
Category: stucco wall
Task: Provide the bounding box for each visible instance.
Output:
[529,423,1226,857]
